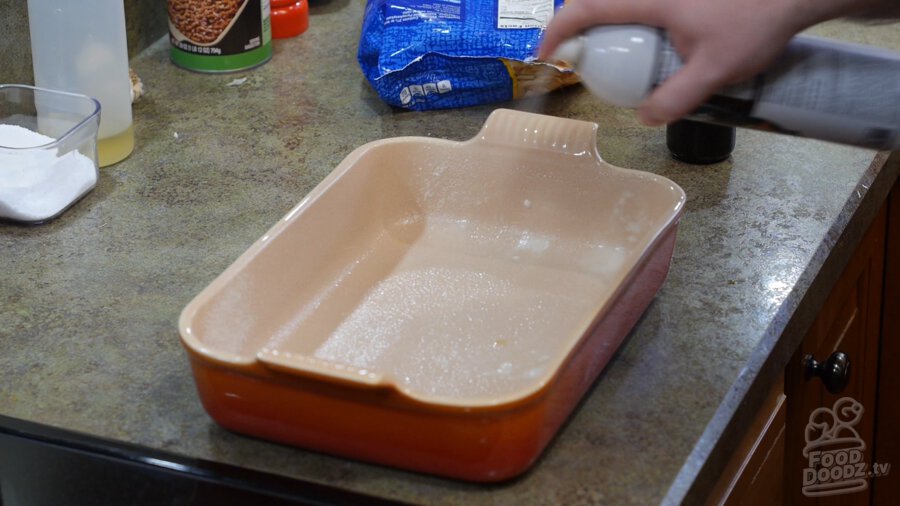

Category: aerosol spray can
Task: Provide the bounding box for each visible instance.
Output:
[553,25,900,155]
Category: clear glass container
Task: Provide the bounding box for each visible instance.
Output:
[0,84,100,224]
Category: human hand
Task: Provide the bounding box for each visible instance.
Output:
[538,0,850,125]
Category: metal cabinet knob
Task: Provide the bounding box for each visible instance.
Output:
[804,351,851,394]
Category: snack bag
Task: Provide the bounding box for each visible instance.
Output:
[357,0,578,110]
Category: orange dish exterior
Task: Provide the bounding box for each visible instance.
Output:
[183,228,676,481]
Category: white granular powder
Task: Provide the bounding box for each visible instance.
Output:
[0,124,97,222]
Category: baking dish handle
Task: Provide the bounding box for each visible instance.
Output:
[257,348,387,388]
[473,108,602,159]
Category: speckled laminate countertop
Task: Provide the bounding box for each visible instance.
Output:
[2,3,899,504]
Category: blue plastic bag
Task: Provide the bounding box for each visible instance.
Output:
[357,0,576,110]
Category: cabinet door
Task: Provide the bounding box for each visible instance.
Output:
[707,378,786,505]
[785,206,886,505]
[873,178,900,504]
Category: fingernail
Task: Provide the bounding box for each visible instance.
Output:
[638,108,668,127]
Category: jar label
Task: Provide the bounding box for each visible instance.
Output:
[168,0,273,72]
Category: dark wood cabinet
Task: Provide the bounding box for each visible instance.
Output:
[711,163,899,505]
[784,204,885,505]
[707,374,786,505]
[873,181,900,504]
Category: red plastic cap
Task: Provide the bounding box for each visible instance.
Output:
[271,0,309,39]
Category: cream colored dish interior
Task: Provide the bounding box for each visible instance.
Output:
[180,109,685,407]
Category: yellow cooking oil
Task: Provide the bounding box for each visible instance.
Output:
[98,123,134,167]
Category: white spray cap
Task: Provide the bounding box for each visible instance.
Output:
[554,25,661,109]
[551,37,585,66]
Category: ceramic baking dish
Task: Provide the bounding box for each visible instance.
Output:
[179,109,685,482]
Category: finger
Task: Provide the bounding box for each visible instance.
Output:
[538,0,664,59]
[636,56,729,125]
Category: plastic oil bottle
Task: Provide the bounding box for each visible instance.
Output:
[28,0,135,166]
[553,25,900,152]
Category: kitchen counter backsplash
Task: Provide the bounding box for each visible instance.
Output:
[0,0,167,85]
